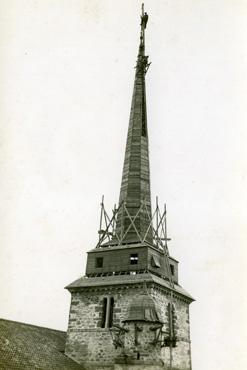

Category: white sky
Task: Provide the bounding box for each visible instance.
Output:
[0,1,247,369]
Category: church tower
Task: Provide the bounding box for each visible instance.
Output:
[65,5,194,370]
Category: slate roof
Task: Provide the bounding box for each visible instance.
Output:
[66,272,194,302]
[0,318,84,370]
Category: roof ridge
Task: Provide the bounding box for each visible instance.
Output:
[0,317,65,333]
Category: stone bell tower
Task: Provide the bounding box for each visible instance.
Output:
[65,5,194,370]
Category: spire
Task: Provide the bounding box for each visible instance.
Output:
[114,4,152,244]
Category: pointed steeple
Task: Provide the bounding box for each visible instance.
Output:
[115,4,153,244]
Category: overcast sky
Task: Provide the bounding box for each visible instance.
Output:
[0,1,247,370]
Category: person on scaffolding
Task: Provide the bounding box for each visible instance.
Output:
[141,12,148,29]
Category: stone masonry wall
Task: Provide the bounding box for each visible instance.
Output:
[65,283,192,370]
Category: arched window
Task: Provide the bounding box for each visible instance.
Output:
[164,303,177,347]
[101,298,107,328]
[101,297,115,328]
[109,297,114,328]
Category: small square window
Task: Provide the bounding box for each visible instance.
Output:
[95,257,104,268]
[130,253,138,265]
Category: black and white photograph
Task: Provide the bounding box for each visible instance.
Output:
[0,1,246,370]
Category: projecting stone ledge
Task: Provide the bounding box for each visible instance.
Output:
[114,366,189,370]
[114,363,165,370]
[65,272,194,303]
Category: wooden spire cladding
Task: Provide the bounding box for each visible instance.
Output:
[114,5,152,244]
